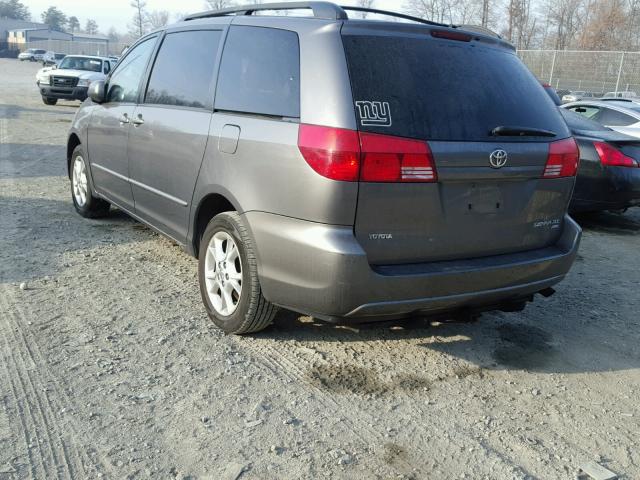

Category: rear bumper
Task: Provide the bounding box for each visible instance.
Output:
[571,166,640,212]
[243,212,582,321]
[40,85,88,101]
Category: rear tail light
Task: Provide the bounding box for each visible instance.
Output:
[298,125,360,181]
[593,141,638,168]
[543,137,580,178]
[298,125,437,183]
[359,132,436,182]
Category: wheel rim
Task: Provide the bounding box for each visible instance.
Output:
[71,155,88,207]
[204,231,243,317]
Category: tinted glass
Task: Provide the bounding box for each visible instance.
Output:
[145,30,222,109]
[596,108,637,126]
[216,26,300,117]
[341,32,569,141]
[560,108,610,132]
[107,37,156,103]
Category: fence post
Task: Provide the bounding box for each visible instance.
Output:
[548,50,557,84]
[614,51,625,94]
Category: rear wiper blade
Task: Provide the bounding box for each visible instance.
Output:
[490,126,557,137]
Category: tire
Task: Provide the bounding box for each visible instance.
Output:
[198,212,277,334]
[69,145,110,218]
[42,97,57,105]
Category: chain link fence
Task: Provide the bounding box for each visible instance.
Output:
[518,49,640,96]
[22,39,128,57]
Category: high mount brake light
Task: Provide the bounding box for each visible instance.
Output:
[593,141,638,168]
[431,30,472,42]
[298,125,437,183]
[543,138,580,178]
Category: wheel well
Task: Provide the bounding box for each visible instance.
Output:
[193,194,235,256]
[67,134,81,178]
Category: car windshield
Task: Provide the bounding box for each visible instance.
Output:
[57,57,102,72]
[559,108,610,132]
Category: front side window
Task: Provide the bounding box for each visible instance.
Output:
[107,37,156,104]
[145,30,222,109]
[215,26,300,118]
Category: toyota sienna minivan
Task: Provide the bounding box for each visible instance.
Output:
[66,2,581,334]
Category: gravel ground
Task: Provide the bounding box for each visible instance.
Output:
[1,58,640,480]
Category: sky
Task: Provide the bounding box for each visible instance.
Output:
[24,0,403,33]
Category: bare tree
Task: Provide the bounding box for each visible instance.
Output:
[85,19,99,35]
[129,0,148,38]
[205,0,236,10]
[577,0,627,50]
[356,0,376,18]
[147,10,170,29]
[404,0,457,24]
[542,0,587,50]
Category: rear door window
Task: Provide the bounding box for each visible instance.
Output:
[341,28,569,141]
[215,26,300,118]
[145,30,222,109]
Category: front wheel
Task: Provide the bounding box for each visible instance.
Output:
[70,145,110,218]
[42,96,57,105]
[198,212,277,334]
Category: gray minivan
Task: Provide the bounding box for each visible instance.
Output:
[66,2,581,334]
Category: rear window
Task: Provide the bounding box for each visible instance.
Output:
[341,32,569,142]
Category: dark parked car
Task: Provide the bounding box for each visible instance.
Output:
[559,109,640,213]
[66,2,581,334]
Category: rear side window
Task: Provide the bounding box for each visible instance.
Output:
[341,32,569,141]
[595,108,637,127]
[146,30,222,109]
[216,26,300,118]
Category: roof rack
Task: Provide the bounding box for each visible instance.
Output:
[183,1,448,26]
[183,2,348,21]
[340,6,448,27]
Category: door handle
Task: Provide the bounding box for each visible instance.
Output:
[132,114,144,126]
[118,113,130,125]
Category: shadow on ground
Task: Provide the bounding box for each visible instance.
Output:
[573,209,640,235]
[0,144,66,178]
[0,195,138,283]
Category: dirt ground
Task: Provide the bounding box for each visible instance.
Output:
[1,58,639,480]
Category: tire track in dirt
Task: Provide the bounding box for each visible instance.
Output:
[0,293,60,479]
[0,287,100,479]
[0,323,38,479]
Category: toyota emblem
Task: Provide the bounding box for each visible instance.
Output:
[489,149,508,168]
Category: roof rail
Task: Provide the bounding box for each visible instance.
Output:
[339,6,449,27]
[183,2,348,21]
[182,1,450,26]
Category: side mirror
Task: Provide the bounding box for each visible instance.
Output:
[89,80,106,104]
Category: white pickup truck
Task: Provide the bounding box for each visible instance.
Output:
[38,55,118,105]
